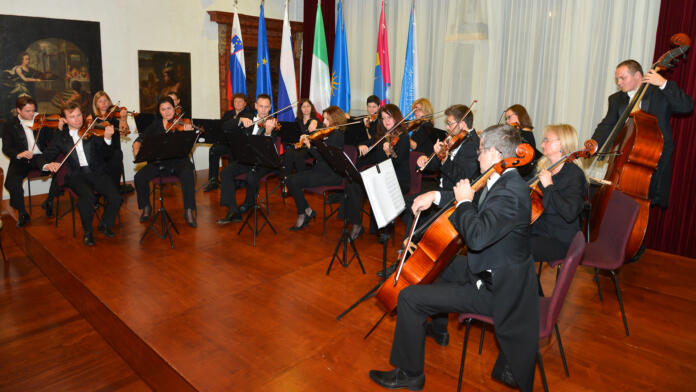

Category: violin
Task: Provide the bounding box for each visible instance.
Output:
[364,107,417,157]
[294,119,364,149]
[87,114,131,136]
[78,120,114,140]
[30,113,61,130]
[165,116,203,133]
[417,100,477,172]
[258,118,281,132]
[373,143,535,315]
[103,106,138,119]
[528,139,598,223]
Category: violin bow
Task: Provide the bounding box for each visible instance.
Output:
[365,107,418,155]
[417,100,477,172]
[55,104,119,172]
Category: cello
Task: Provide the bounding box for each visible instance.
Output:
[588,33,690,260]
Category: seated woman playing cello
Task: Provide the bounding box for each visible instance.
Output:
[530,124,587,263]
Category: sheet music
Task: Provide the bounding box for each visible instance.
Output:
[360,159,406,229]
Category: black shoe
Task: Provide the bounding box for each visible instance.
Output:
[425,322,450,347]
[16,212,30,228]
[41,200,54,218]
[368,368,425,391]
[491,362,518,388]
[217,210,242,224]
[289,210,315,231]
[349,225,364,241]
[203,179,219,192]
[83,232,95,246]
[376,262,399,279]
[98,223,115,238]
[139,205,152,223]
[239,204,252,214]
[185,208,197,228]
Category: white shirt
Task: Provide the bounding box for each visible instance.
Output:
[251,116,263,136]
[67,128,112,167]
[19,115,42,155]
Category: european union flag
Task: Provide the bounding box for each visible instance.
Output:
[256,4,273,111]
[330,0,350,112]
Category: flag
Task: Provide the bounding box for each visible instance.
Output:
[373,0,391,105]
[309,3,331,113]
[278,0,298,122]
[399,1,418,120]
[330,0,350,112]
[256,4,273,111]
[227,8,246,106]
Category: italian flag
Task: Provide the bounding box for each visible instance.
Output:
[309,3,331,113]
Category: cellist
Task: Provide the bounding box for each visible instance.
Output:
[368,125,539,392]
[591,59,693,208]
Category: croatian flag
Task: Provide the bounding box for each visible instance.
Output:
[227,8,246,106]
[277,0,298,122]
[399,1,418,120]
[373,0,391,105]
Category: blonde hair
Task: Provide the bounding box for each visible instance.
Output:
[536,124,581,171]
[412,98,434,123]
[92,90,112,117]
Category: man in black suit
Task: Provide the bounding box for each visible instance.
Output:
[216,94,279,223]
[203,93,254,192]
[41,102,122,246]
[369,124,539,392]
[592,59,693,208]
[2,96,57,226]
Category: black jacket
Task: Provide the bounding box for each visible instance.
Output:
[2,116,53,164]
[424,130,480,191]
[410,122,447,156]
[221,107,254,133]
[40,125,113,174]
[361,130,411,193]
[591,81,693,206]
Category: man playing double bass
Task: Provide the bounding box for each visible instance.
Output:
[368,124,539,391]
[592,59,693,208]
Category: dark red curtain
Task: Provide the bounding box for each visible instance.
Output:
[645,0,696,258]
[301,0,335,99]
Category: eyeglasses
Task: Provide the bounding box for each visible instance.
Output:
[446,120,458,127]
[542,137,560,143]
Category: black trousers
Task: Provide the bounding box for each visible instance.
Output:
[104,148,124,189]
[286,167,341,214]
[530,235,569,263]
[389,255,493,373]
[66,167,122,233]
[219,163,272,211]
[282,147,312,179]
[208,142,232,181]
[5,157,43,213]
[134,158,196,210]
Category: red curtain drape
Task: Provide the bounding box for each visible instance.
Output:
[645,0,696,258]
[301,0,335,99]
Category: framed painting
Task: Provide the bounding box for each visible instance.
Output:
[138,50,191,116]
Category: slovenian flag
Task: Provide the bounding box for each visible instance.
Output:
[330,0,350,113]
[227,8,246,106]
[309,3,331,113]
[277,0,298,122]
[256,4,273,111]
[373,0,391,105]
[399,1,418,120]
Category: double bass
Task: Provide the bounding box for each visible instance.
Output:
[588,33,690,260]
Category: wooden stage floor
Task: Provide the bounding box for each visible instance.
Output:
[1,174,695,391]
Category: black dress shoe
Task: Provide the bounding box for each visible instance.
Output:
[217,210,242,224]
[349,225,364,241]
[83,232,95,246]
[368,368,425,391]
[16,212,30,228]
[203,180,219,192]
[185,209,197,228]
[98,224,115,238]
[41,200,54,218]
[139,206,152,223]
[425,322,449,347]
[491,361,518,388]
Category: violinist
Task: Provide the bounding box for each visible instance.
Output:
[591,59,693,208]
[505,104,540,179]
[133,96,197,228]
[2,96,58,226]
[216,94,278,224]
[344,95,380,147]
[40,102,122,246]
[92,91,129,189]
[282,99,320,180]
[369,125,539,392]
[530,124,587,263]
[345,104,411,240]
[203,93,253,192]
[408,98,446,155]
[286,105,345,231]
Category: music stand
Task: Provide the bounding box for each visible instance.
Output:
[226,132,281,246]
[135,131,198,248]
[313,142,365,275]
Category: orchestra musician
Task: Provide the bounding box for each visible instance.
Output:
[504,104,540,179]
[281,98,320,181]
[286,105,346,231]
[216,94,278,224]
[40,102,122,246]
[203,92,253,192]
[344,95,380,147]
[369,124,539,392]
[91,91,129,190]
[530,124,588,263]
[2,96,58,226]
[408,98,446,155]
[132,96,197,228]
[591,59,694,208]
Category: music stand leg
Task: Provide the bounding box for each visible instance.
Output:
[140,168,179,248]
[327,218,365,275]
[238,203,276,247]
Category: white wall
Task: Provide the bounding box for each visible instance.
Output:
[0,0,304,199]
